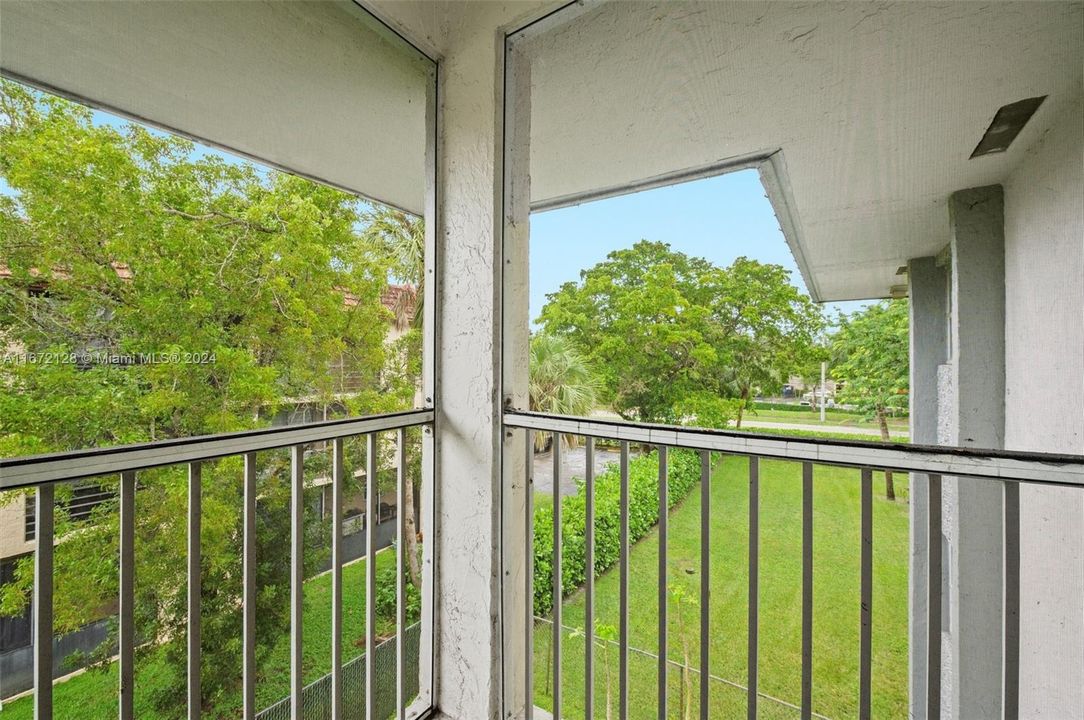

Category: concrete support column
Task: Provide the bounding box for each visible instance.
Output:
[907,256,949,719]
[945,185,1006,719]
[424,13,513,720]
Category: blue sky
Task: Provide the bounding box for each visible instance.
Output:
[529,169,867,325]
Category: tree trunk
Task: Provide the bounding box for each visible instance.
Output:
[403,473,423,588]
[735,386,749,429]
[682,649,693,720]
[878,408,896,501]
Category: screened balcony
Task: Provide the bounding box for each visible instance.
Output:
[1,2,1082,720]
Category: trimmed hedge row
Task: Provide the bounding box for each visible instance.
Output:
[532,448,703,616]
[752,401,817,412]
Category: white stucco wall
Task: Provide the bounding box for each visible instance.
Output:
[1003,96,1084,717]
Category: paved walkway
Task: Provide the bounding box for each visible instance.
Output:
[533,445,633,495]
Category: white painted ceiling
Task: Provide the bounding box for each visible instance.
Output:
[523,1,1084,301]
[0,0,432,215]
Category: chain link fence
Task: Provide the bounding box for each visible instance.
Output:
[257,623,421,720]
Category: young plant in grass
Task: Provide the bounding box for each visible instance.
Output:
[669,582,696,720]
[571,621,618,720]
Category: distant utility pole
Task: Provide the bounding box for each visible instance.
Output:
[820,361,827,423]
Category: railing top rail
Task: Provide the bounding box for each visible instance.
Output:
[503,410,1084,487]
[0,408,434,490]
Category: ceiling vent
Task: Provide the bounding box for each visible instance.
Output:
[970,96,1047,159]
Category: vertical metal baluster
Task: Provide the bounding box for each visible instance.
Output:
[927,475,942,720]
[748,457,759,720]
[396,428,407,720]
[700,451,710,720]
[585,437,596,720]
[119,470,136,720]
[290,446,304,720]
[366,433,378,720]
[525,431,535,720]
[1004,481,1020,720]
[34,482,54,720]
[801,462,813,720]
[658,446,669,720]
[188,463,202,720]
[859,468,873,720]
[552,435,563,719]
[619,441,630,720]
[332,438,344,720]
[242,456,256,720]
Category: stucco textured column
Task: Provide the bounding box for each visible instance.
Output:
[429,21,506,720]
[946,185,1006,719]
[367,4,552,719]
[907,256,948,720]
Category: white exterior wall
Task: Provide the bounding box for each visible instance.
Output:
[1003,96,1084,717]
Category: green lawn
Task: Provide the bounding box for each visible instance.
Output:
[533,456,909,720]
[744,407,909,433]
[2,549,406,720]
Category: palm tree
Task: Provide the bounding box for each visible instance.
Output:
[360,206,425,585]
[361,206,424,327]
[529,333,599,451]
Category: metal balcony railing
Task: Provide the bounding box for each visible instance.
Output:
[0,408,434,720]
[502,410,1084,720]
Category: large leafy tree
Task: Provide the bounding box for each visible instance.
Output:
[537,241,720,422]
[538,241,823,424]
[708,257,824,427]
[0,80,417,715]
[831,299,909,499]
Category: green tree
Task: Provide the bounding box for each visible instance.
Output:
[360,206,423,329]
[0,80,415,715]
[538,241,721,422]
[708,257,824,427]
[528,333,599,450]
[831,299,910,499]
[538,241,823,424]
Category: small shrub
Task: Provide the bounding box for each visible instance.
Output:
[375,561,421,628]
[752,401,816,412]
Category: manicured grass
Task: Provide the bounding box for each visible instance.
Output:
[737,427,909,444]
[744,407,909,432]
[2,549,403,719]
[533,456,909,719]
